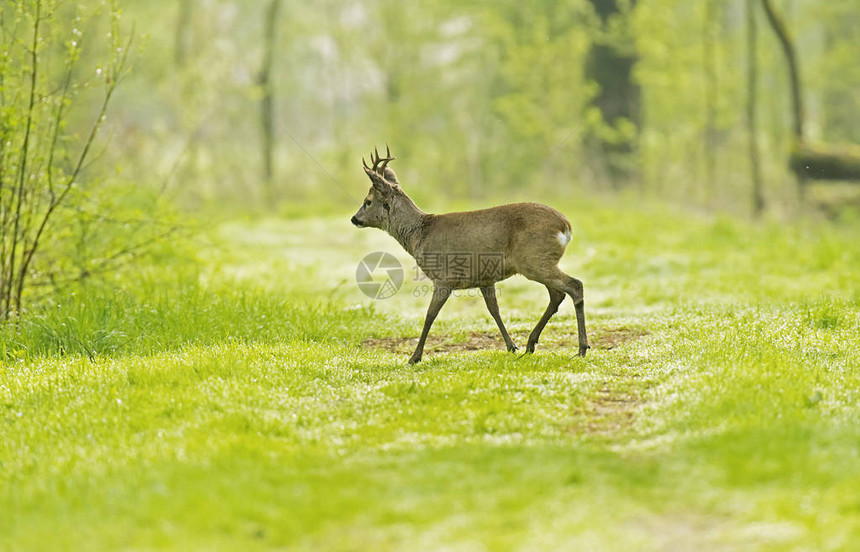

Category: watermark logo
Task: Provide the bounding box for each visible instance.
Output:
[355,252,404,299]
[356,251,506,300]
[414,252,504,282]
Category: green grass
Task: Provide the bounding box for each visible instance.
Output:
[2,197,860,550]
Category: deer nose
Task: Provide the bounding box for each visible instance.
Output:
[351,216,362,227]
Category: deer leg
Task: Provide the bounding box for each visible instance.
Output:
[563,277,590,357]
[522,267,589,357]
[409,284,452,364]
[525,286,565,353]
[480,285,517,352]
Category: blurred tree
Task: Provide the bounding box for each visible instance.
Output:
[174,0,192,67]
[472,0,592,195]
[585,0,640,187]
[759,0,807,197]
[702,0,719,204]
[818,2,860,144]
[49,0,860,214]
[760,0,804,143]
[259,0,281,198]
[746,0,764,216]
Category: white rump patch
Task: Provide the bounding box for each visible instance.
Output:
[557,229,572,247]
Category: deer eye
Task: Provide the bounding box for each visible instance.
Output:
[364,199,371,207]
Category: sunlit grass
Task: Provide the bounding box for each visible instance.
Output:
[2,197,860,550]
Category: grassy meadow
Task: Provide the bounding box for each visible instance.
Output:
[2,196,860,550]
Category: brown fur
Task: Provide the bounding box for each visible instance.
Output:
[352,149,589,364]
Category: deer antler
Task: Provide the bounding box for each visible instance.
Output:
[379,144,395,173]
[365,145,395,175]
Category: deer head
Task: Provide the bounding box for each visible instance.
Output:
[351,145,403,230]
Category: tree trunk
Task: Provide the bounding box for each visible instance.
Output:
[259,0,281,201]
[585,0,641,188]
[759,0,803,141]
[174,0,192,67]
[703,0,718,205]
[759,0,806,196]
[746,0,764,216]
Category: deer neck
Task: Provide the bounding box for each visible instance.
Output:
[387,196,426,256]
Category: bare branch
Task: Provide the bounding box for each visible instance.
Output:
[5,0,42,319]
[13,12,133,316]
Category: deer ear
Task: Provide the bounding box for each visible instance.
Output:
[382,166,400,186]
[364,166,393,195]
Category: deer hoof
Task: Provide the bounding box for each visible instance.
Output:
[408,355,422,365]
[507,344,519,353]
[578,344,590,357]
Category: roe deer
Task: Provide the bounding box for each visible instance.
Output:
[351,146,589,364]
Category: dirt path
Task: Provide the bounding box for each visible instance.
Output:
[363,326,648,355]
